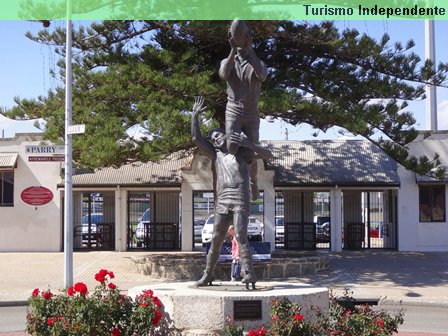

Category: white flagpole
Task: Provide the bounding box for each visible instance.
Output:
[64,0,74,288]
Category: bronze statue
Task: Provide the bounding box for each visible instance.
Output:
[192,96,272,289]
[219,20,268,201]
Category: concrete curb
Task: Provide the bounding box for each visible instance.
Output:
[0,301,27,308]
[379,298,448,308]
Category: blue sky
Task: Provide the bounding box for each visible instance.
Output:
[0,20,447,139]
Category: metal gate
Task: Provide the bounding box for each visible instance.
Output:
[276,190,396,250]
[343,191,397,249]
[72,192,115,251]
[276,191,320,250]
[127,191,180,250]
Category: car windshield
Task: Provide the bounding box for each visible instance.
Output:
[81,214,103,224]
[140,209,150,222]
[205,215,215,225]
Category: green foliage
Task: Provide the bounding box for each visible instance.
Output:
[269,298,315,336]
[26,269,165,336]
[327,291,404,336]
[224,317,245,336]
[224,295,404,336]
[3,20,448,177]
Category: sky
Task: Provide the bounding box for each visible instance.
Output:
[0,20,447,140]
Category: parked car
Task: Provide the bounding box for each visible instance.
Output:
[135,209,150,242]
[201,214,263,244]
[369,222,383,238]
[275,216,284,243]
[80,213,103,244]
[194,218,206,243]
[314,216,330,243]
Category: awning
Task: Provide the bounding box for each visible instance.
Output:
[0,153,18,169]
[415,173,448,184]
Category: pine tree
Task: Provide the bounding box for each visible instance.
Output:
[3,20,448,177]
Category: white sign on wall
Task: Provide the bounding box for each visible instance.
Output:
[25,145,65,154]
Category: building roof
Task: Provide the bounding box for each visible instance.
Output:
[264,140,399,187]
[71,140,399,187]
[0,153,18,169]
[72,151,192,187]
[408,132,448,183]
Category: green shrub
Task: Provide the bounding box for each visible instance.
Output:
[26,269,163,336]
[224,293,404,336]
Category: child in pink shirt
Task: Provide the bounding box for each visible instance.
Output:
[228,225,241,281]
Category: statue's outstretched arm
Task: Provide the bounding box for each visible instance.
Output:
[191,97,215,159]
[230,133,273,160]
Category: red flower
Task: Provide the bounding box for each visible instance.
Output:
[47,317,56,326]
[294,313,304,321]
[95,269,115,283]
[95,273,105,283]
[31,288,39,297]
[272,313,278,321]
[67,286,74,296]
[42,291,53,300]
[152,296,162,308]
[108,283,117,290]
[377,319,385,329]
[111,328,121,336]
[142,289,154,297]
[248,327,267,336]
[152,311,162,326]
[95,269,108,283]
[73,282,88,296]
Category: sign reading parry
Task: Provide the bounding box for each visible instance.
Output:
[25,145,65,154]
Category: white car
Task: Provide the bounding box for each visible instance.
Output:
[135,209,150,242]
[275,216,285,243]
[201,215,263,244]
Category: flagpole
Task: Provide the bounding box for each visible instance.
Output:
[64,0,74,288]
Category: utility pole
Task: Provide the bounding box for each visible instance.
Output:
[64,0,74,288]
[425,20,437,131]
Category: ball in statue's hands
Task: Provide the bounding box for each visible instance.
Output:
[229,20,249,47]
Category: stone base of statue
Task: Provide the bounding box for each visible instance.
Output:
[128,281,328,336]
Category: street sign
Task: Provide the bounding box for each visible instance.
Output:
[25,145,65,154]
[67,124,85,134]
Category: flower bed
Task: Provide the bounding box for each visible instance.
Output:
[26,269,163,336]
[27,270,403,336]
[225,293,404,336]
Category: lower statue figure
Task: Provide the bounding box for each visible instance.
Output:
[191,97,272,289]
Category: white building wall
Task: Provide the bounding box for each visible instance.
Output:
[0,135,62,252]
[398,165,448,251]
[181,155,214,251]
[257,162,275,251]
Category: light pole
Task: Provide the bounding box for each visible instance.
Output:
[64,0,73,288]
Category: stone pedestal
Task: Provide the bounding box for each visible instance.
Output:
[129,281,328,335]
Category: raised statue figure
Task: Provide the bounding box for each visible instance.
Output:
[191,96,272,289]
[219,20,268,201]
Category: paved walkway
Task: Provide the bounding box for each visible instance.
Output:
[1,250,448,335]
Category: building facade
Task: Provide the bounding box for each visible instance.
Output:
[2,133,447,252]
[0,134,62,251]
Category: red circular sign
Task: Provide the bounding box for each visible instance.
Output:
[21,186,54,206]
